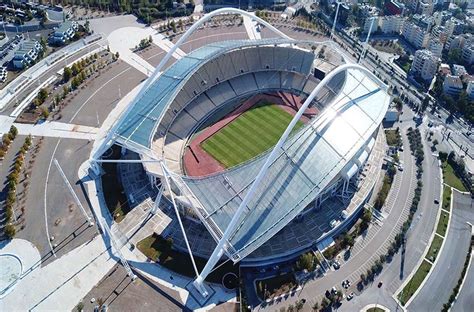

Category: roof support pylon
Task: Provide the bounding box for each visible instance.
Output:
[192,63,388,297]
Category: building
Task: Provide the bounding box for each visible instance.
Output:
[12,40,42,69]
[443,75,464,96]
[412,14,434,31]
[445,18,465,36]
[439,63,451,76]
[385,0,405,15]
[433,11,452,26]
[452,64,467,76]
[418,0,434,16]
[446,33,473,51]
[50,21,79,45]
[380,15,405,34]
[462,43,474,65]
[428,38,443,58]
[89,9,391,295]
[431,26,449,45]
[466,80,474,100]
[411,49,439,81]
[364,17,379,34]
[402,21,429,49]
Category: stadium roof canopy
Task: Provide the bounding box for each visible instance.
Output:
[177,68,390,261]
[113,38,311,152]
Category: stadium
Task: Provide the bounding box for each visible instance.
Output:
[90,8,391,296]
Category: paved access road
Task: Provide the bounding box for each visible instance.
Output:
[338,108,441,312]
[450,192,474,312]
[409,191,474,311]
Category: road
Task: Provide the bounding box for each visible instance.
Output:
[337,107,441,311]
[408,190,474,311]
[449,192,474,312]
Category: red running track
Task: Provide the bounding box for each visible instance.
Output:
[182,92,318,177]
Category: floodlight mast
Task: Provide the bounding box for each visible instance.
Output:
[192,63,388,297]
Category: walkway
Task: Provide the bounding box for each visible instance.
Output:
[12,121,98,140]
[243,14,261,40]
[108,27,158,77]
[151,33,186,60]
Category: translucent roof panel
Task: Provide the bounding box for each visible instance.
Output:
[182,67,390,261]
[113,38,310,150]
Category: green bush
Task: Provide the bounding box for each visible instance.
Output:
[5,224,16,239]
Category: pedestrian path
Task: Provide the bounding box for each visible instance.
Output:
[151,33,186,60]
[0,115,15,134]
[12,121,99,140]
[108,27,157,77]
[243,14,261,40]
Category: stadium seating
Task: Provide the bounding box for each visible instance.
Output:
[229,74,259,95]
[152,44,332,174]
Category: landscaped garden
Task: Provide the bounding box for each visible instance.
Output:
[436,211,450,237]
[255,273,297,300]
[426,235,443,262]
[442,161,467,192]
[385,128,402,147]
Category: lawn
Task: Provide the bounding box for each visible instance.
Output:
[201,102,304,168]
[426,234,443,262]
[255,273,297,300]
[367,308,386,312]
[137,234,238,283]
[442,185,452,211]
[436,211,450,237]
[398,260,432,305]
[442,161,467,192]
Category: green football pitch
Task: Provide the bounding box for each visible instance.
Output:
[201,102,304,168]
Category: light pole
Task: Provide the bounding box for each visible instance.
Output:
[331,1,343,39]
[359,16,377,63]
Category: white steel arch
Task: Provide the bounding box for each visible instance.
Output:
[90,8,291,165]
[193,63,388,296]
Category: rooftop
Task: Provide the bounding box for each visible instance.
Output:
[180,68,390,261]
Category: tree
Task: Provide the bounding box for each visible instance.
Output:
[5,224,16,239]
[321,297,330,308]
[75,302,84,312]
[63,66,72,82]
[343,233,355,248]
[312,302,319,311]
[297,252,316,271]
[9,125,18,138]
[295,299,305,311]
[38,88,48,104]
[41,107,49,119]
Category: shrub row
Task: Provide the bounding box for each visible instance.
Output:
[0,126,18,159]
[374,162,397,210]
[4,135,32,239]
